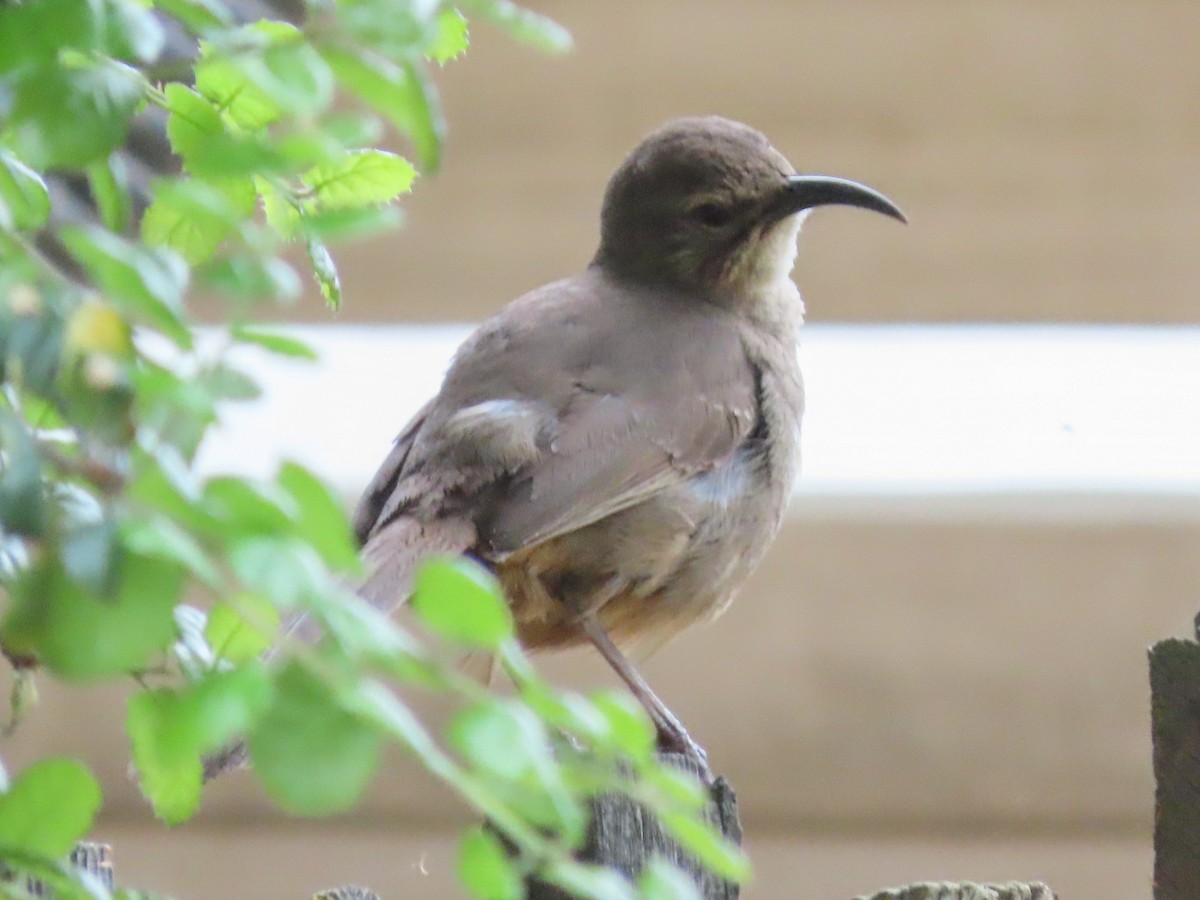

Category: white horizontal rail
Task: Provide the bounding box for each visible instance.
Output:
[197,325,1200,522]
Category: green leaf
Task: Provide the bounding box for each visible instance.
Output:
[457,827,521,900]
[60,225,191,348]
[202,477,295,535]
[154,0,233,32]
[230,324,316,360]
[127,665,270,823]
[322,48,445,172]
[8,61,145,169]
[0,0,102,76]
[0,758,101,859]
[277,461,360,572]
[256,177,301,238]
[636,859,703,900]
[590,690,655,761]
[450,698,549,781]
[248,662,382,815]
[227,537,327,610]
[126,689,202,823]
[163,83,276,177]
[0,409,47,538]
[204,593,279,664]
[463,0,572,54]
[658,812,750,884]
[305,235,341,311]
[298,205,402,244]
[540,861,636,900]
[197,254,302,301]
[87,155,132,233]
[123,514,220,588]
[428,9,470,64]
[411,557,513,648]
[1,552,184,679]
[302,149,416,210]
[0,150,51,230]
[449,698,584,836]
[197,23,333,124]
[142,177,255,265]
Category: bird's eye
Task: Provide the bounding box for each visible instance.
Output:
[691,202,733,228]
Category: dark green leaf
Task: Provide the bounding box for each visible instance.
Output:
[302,149,416,210]
[87,155,132,233]
[205,593,279,663]
[305,235,341,310]
[0,758,101,859]
[411,557,513,648]
[0,0,101,76]
[463,0,571,54]
[322,48,445,172]
[8,62,145,169]
[1,552,184,679]
[277,461,360,571]
[428,9,470,64]
[230,324,316,360]
[248,662,382,815]
[0,151,51,230]
[60,225,191,348]
[458,827,521,900]
[636,859,703,900]
[0,409,47,537]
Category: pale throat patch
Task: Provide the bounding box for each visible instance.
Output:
[727,211,807,328]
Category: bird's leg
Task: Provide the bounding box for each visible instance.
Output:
[577,615,712,781]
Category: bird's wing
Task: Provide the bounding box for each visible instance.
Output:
[352,398,433,545]
[355,271,759,555]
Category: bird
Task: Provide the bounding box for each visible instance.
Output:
[347,116,905,771]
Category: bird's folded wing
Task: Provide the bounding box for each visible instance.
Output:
[479,384,755,554]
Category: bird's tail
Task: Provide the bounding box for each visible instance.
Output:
[202,515,477,782]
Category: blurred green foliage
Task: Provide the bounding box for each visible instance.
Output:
[0,1,747,897]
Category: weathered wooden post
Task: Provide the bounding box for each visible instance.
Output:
[1149,612,1200,899]
[525,752,742,899]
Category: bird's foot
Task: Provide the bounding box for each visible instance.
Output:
[656,724,714,784]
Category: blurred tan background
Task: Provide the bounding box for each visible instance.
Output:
[8,1,1200,897]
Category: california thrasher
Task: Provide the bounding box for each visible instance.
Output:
[350,116,904,770]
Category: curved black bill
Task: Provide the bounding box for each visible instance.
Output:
[773,174,907,224]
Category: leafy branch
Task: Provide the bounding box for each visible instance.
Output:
[0,2,746,898]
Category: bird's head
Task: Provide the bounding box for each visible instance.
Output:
[593,116,905,301]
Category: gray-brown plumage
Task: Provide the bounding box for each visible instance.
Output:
[348,116,904,769]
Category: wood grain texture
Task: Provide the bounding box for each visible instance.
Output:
[526,752,742,900]
[1150,628,1200,900]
